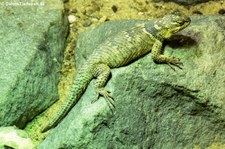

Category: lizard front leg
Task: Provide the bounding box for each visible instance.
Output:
[151,40,183,69]
[92,63,115,109]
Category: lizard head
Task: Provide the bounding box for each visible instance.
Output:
[153,12,191,39]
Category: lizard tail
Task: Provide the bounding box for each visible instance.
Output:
[41,66,93,133]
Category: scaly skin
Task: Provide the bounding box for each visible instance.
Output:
[41,12,191,133]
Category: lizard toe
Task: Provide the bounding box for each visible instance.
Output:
[93,87,115,111]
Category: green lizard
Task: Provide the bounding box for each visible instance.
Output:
[41,12,191,133]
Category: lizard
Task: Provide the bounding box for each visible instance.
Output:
[41,12,191,133]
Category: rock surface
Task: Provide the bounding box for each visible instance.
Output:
[154,0,212,5]
[0,0,68,128]
[0,126,35,149]
[39,15,225,148]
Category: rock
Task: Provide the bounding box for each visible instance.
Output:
[0,126,35,149]
[153,0,211,5]
[0,0,68,128]
[68,15,76,23]
[39,16,225,148]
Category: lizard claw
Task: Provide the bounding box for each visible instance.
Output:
[92,87,115,112]
[167,57,183,70]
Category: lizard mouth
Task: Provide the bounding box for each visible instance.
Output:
[184,20,191,25]
[183,18,191,26]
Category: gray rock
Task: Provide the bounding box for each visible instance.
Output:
[0,0,68,128]
[153,0,212,5]
[39,15,225,148]
[0,126,35,149]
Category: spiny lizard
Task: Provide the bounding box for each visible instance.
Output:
[41,12,191,133]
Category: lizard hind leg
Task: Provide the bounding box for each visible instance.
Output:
[92,64,115,110]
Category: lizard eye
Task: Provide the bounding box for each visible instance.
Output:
[177,21,184,25]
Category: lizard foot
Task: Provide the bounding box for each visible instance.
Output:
[166,56,183,70]
[152,54,183,70]
[92,87,115,112]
